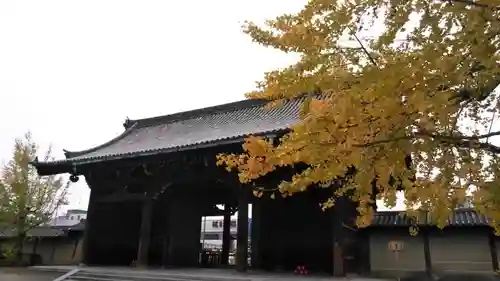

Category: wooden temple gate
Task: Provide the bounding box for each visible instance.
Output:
[32,98,370,276]
[77,147,249,270]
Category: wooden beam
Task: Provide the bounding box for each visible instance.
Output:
[96,168,236,204]
[96,191,146,203]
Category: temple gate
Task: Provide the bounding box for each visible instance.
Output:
[33,98,369,276]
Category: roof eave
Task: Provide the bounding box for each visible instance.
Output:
[63,122,139,159]
[30,130,287,175]
[73,130,284,164]
[30,159,74,176]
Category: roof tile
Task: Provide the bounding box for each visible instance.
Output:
[60,98,302,164]
[371,209,490,227]
[0,227,65,238]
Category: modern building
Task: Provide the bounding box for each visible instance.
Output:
[48,209,87,227]
[199,216,252,250]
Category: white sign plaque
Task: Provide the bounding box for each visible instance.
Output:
[388,240,404,252]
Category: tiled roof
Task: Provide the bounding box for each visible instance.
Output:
[371,209,490,227]
[0,227,65,238]
[34,98,302,169]
[0,221,86,238]
[53,220,85,232]
[67,209,87,214]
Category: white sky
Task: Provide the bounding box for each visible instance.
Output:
[0,0,310,214]
[10,0,492,215]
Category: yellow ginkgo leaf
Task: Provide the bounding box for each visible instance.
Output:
[217,0,500,232]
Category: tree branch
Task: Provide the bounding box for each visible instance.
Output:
[449,0,500,10]
[360,130,500,153]
[487,112,496,143]
[348,27,378,68]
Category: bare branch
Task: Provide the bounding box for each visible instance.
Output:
[486,112,496,143]
[449,0,500,10]
[354,130,500,155]
[348,27,378,68]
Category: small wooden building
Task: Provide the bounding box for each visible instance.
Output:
[369,209,498,277]
[0,221,85,265]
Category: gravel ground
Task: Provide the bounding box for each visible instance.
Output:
[0,267,62,281]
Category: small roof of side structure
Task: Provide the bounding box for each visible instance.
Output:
[33,98,302,175]
[0,221,86,238]
[371,209,490,228]
[0,226,65,238]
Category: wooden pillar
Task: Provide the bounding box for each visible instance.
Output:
[31,237,40,265]
[489,231,499,272]
[32,237,39,255]
[50,239,57,264]
[251,200,262,269]
[136,197,153,267]
[161,200,171,268]
[332,198,345,277]
[357,230,371,275]
[221,205,231,266]
[161,231,170,267]
[236,187,249,272]
[81,188,97,265]
[166,193,203,267]
[71,238,79,260]
[422,228,432,275]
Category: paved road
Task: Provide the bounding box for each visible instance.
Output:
[0,268,62,281]
[32,265,393,280]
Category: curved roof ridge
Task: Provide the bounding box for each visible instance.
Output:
[126,98,269,129]
[123,92,324,129]
[63,122,139,159]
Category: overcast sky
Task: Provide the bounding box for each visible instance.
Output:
[7,0,481,215]
[0,0,312,214]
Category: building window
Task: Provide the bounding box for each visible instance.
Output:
[203,233,220,240]
[211,220,231,228]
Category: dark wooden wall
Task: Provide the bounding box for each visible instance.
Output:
[79,144,368,275]
[251,187,363,274]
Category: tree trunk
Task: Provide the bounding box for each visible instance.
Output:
[15,232,25,264]
[15,212,26,264]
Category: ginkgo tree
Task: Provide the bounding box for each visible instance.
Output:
[218,0,500,231]
[0,132,69,261]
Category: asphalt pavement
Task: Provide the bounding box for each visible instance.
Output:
[0,267,62,281]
